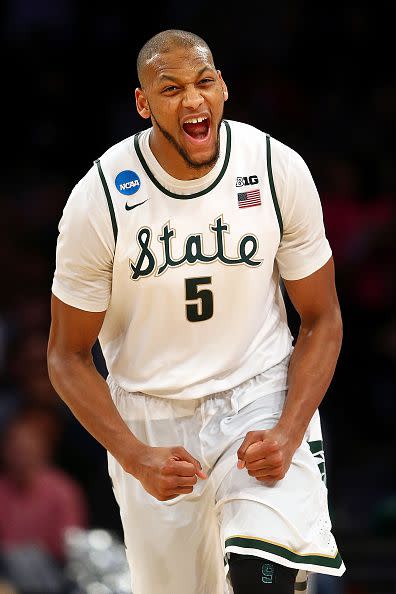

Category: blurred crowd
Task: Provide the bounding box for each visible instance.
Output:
[0,2,395,593]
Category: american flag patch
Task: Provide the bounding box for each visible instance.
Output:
[237,189,261,208]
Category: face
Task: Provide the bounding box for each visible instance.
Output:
[2,422,49,484]
[136,45,228,173]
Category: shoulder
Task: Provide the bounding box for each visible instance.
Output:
[60,165,105,223]
[71,133,140,197]
[265,134,315,212]
[227,119,303,172]
[226,119,267,144]
[80,135,135,186]
[97,130,145,170]
[98,134,134,160]
[62,137,130,217]
[56,164,113,244]
[266,133,299,171]
[268,134,313,181]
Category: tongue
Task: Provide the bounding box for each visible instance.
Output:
[183,121,208,139]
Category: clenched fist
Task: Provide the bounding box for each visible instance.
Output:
[131,445,207,501]
[237,427,298,486]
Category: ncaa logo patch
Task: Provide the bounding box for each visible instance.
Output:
[115,170,141,195]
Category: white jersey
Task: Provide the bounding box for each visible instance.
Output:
[52,120,331,399]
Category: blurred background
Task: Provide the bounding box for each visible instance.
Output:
[0,1,395,593]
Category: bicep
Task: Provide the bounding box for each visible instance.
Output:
[283,257,341,324]
[48,294,106,358]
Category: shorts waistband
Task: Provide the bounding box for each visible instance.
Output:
[107,364,288,413]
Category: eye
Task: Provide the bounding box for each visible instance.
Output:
[199,78,214,85]
[162,85,179,93]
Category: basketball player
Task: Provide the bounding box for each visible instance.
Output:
[47,29,345,594]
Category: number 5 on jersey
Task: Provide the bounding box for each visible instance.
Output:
[185,277,213,322]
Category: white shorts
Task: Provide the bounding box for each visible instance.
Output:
[107,373,345,594]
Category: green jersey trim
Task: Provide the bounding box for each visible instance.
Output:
[266,134,283,240]
[225,536,343,569]
[95,159,118,243]
[133,120,232,200]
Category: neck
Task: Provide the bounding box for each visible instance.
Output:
[148,127,216,181]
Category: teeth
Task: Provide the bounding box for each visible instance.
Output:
[184,116,207,124]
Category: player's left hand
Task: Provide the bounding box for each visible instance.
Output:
[236,426,299,486]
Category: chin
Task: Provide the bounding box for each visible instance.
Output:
[187,147,219,169]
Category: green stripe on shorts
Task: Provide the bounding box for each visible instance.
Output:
[308,440,323,455]
[225,536,343,569]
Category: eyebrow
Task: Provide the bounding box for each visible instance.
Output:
[158,66,214,83]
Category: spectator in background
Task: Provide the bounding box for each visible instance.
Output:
[0,408,88,563]
[0,325,108,520]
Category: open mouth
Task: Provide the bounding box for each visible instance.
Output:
[182,116,210,141]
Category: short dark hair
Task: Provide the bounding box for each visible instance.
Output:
[137,29,214,87]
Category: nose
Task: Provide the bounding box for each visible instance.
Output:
[182,84,204,110]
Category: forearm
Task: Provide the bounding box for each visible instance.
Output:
[277,311,342,445]
[48,351,145,472]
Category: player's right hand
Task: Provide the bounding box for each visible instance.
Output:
[130,445,207,501]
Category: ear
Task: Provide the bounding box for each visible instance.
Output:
[135,88,151,119]
[217,70,229,102]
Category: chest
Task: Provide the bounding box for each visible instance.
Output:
[114,173,280,280]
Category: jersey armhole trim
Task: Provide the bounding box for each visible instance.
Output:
[94,159,118,243]
[266,134,283,240]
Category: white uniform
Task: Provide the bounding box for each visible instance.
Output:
[52,120,345,593]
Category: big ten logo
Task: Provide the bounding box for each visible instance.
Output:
[235,175,259,187]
